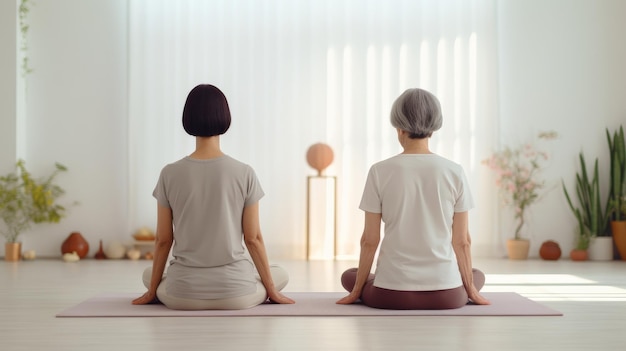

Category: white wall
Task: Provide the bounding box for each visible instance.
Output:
[497,0,626,257]
[2,0,625,258]
[0,0,129,257]
[0,0,17,175]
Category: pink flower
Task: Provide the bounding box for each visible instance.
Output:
[482,131,557,239]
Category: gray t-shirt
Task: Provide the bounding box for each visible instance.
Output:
[153,155,264,299]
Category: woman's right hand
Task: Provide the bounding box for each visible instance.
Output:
[467,287,490,305]
[132,290,158,305]
[336,291,360,305]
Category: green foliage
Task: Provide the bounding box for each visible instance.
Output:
[607,125,626,221]
[19,0,33,76]
[0,160,68,243]
[562,153,609,249]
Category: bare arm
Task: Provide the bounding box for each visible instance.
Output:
[243,202,294,304]
[451,211,490,305]
[337,211,381,304]
[132,204,174,305]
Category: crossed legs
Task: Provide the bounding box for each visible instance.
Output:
[142,264,289,310]
[340,268,486,310]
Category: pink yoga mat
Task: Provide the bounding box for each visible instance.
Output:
[56,292,562,317]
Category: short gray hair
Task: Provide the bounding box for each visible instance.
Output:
[390,88,442,138]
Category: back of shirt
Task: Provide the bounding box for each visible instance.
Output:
[359,154,474,291]
[153,155,264,299]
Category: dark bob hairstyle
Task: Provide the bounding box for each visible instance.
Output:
[182,84,231,137]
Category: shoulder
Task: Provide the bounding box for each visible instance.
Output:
[223,156,256,172]
[160,157,187,174]
[429,156,469,187]
[218,156,260,181]
[370,155,401,170]
[431,155,464,172]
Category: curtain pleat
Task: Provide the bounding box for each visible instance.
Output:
[129,0,499,259]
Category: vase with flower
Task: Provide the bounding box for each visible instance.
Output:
[482,131,557,259]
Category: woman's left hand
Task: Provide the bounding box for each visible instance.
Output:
[267,290,295,304]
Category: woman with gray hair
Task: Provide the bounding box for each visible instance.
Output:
[337,88,489,309]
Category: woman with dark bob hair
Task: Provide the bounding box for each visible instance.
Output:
[133,84,294,310]
[337,88,489,309]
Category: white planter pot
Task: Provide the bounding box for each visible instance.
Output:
[588,236,613,261]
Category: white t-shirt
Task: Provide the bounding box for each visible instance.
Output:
[359,154,474,291]
[153,156,264,299]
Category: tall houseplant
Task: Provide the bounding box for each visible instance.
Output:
[607,125,626,259]
[562,153,608,260]
[19,0,33,76]
[0,160,69,261]
[482,131,557,259]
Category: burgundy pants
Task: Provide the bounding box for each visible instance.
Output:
[341,268,485,310]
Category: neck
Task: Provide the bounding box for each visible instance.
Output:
[401,137,431,154]
[189,136,224,159]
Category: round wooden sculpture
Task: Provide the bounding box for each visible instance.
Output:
[306,143,334,175]
[539,240,561,260]
[61,232,90,259]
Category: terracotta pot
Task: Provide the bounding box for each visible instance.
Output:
[4,242,22,262]
[306,143,334,175]
[611,221,626,261]
[539,240,561,260]
[61,232,90,258]
[506,239,530,260]
[570,249,588,261]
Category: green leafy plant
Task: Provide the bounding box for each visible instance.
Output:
[562,153,609,249]
[0,160,68,243]
[19,0,33,76]
[607,125,626,222]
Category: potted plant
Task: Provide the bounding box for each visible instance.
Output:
[610,197,626,260]
[0,160,69,261]
[482,131,557,259]
[562,152,608,261]
[607,125,626,260]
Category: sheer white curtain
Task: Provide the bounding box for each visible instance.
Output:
[129,0,499,259]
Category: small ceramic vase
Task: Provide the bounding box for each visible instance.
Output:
[22,250,36,261]
[61,232,90,258]
[127,248,141,260]
[539,240,561,260]
[104,241,126,259]
[570,249,588,261]
[94,240,107,259]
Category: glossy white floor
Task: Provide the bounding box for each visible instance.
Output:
[2,257,625,351]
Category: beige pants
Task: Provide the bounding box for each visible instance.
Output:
[142,264,289,310]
